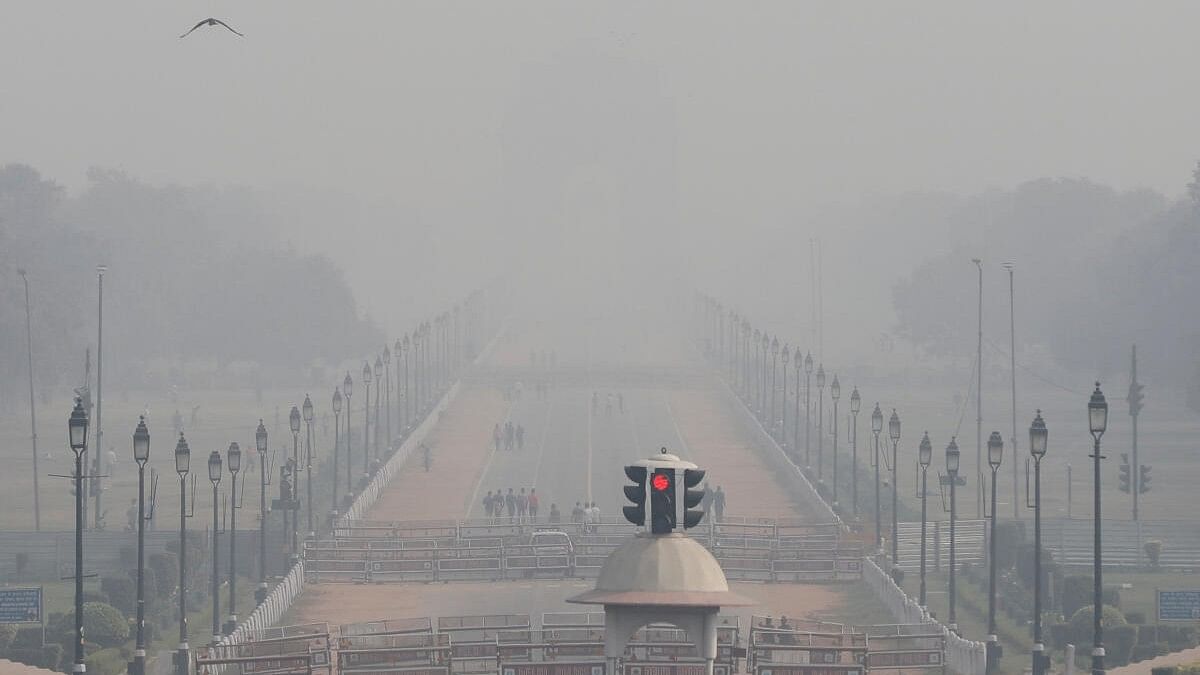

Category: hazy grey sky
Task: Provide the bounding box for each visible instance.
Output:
[5,2,1199,336]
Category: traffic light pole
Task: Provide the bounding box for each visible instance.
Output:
[1130,345,1139,522]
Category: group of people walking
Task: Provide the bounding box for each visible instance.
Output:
[483,487,552,523]
[591,391,624,417]
[493,420,526,451]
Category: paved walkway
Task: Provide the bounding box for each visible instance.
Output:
[1110,646,1200,674]
[0,659,60,674]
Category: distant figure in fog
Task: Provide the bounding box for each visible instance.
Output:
[483,490,494,519]
[528,488,539,520]
[517,488,528,521]
[713,486,726,521]
[571,502,584,523]
[548,503,561,523]
[505,488,516,520]
[493,424,502,452]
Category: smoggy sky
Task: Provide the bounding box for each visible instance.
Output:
[5,2,1199,336]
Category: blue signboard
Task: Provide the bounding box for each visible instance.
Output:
[1157,590,1200,622]
[0,587,43,624]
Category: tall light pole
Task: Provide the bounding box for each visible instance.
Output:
[973,257,984,519]
[394,339,404,434]
[793,348,803,459]
[1029,411,1049,675]
[342,372,353,498]
[1004,262,1018,518]
[207,450,222,646]
[871,403,883,551]
[1088,383,1109,675]
[374,356,384,461]
[174,433,192,675]
[383,346,392,449]
[816,365,826,482]
[68,399,89,675]
[254,420,268,605]
[331,389,342,521]
[402,335,411,430]
[361,361,372,481]
[752,329,761,413]
[917,432,932,608]
[850,388,861,518]
[18,269,40,531]
[302,394,314,539]
[830,375,841,507]
[780,346,790,448]
[225,442,242,636]
[986,431,1004,673]
[288,406,301,563]
[889,409,902,569]
[94,264,107,530]
[770,337,780,436]
[946,437,961,633]
[805,353,814,469]
[132,417,151,675]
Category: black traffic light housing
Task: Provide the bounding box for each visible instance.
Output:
[1139,464,1151,494]
[1118,454,1131,494]
[1128,382,1145,416]
[622,465,647,526]
[650,468,676,534]
[683,468,706,529]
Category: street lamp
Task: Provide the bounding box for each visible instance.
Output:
[830,375,841,506]
[946,437,961,633]
[224,442,241,635]
[288,406,301,563]
[254,420,268,605]
[402,335,411,430]
[986,431,1004,673]
[362,361,372,481]
[68,398,88,674]
[770,337,779,436]
[804,353,814,469]
[174,433,192,675]
[18,269,40,532]
[871,403,884,551]
[207,450,222,645]
[917,432,932,608]
[1029,411,1049,675]
[816,365,826,482]
[780,345,790,447]
[1089,383,1109,675]
[889,409,901,569]
[342,372,353,497]
[383,346,392,451]
[331,389,343,521]
[793,348,802,460]
[850,387,861,518]
[302,394,314,539]
[132,417,151,675]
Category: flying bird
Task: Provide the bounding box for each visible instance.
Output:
[179,18,244,39]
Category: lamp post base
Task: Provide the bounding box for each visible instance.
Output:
[986,637,1002,673]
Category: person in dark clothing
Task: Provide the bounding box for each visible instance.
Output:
[517,488,529,521]
[571,502,584,523]
[483,490,494,519]
[713,486,726,521]
[505,488,517,521]
[528,488,539,520]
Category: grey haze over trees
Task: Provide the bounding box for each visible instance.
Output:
[891,164,1200,386]
[0,163,383,407]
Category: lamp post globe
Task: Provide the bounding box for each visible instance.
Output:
[804,352,813,374]
[830,375,840,401]
[374,355,383,379]
[289,406,301,435]
[363,361,372,385]
[919,432,932,468]
[134,416,150,464]
[332,389,343,415]
[343,372,354,400]
[255,420,267,454]
[302,395,313,424]
[69,397,89,454]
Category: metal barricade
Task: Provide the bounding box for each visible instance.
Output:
[861,624,946,673]
[710,547,772,581]
[338,632,451,674]
[438,614,531,675]
[340,617,434,637]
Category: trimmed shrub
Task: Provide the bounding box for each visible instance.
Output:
[149,552,177,598]
[1108,623,1138,666]
[83,602,129,648]
[0,623,17,651]
[1068,604,1125,650]
[84,646,129,675]
[100,575,135,616]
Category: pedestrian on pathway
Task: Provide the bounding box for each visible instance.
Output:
[483,490,494,519]
[582,501,595,533]
[516,425,525,450]
[528,488,539,520]
[505,421,515,451]
[571,502,584,524]
[548,503,561,523]
[505,488,516,521]
[713,486,726,522]
[517,488,529,522]
[493,424,502,452]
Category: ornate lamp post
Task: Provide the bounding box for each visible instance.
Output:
[361,361,372,481]
[793,348,803,458]
[302,394,314,539]
[331,389,343,521]
[288,406,301,563]
[254,420,268,605]
[207,450,223,645]
[342,372,353,497]
[889,409,902,568]
[770,337,780,435]
[816,365,826,482]
[68,399,89,675]
[871,403,884,551]
[780,345,790,446]
[402,335,411,430]
[394,338,404,433]
[804,353,814,469]
[383,345,392,448]
[225,442,242,635]
[850,387,861,518]
[174,433,192,675]
[986,431,1004,673]
[830,375,841,506]
[1029,411,1049,675]
[1088,383,1109,675]
[946,437,961,633]
[132,417,151,675]
[374,356,384,461]
[752,329,761,414]
[917,431,932,608]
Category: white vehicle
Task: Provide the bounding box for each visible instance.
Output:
[528,530,575,577]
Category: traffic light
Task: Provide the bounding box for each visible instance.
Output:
[1118,454,1131,494]
[1139,465,1152,494]
[650,468,676,534]
[622,465,647,526]
[683,468,706,529]
[1128,382,1145,416]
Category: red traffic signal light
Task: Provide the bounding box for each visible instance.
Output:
[651,473,671,492]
